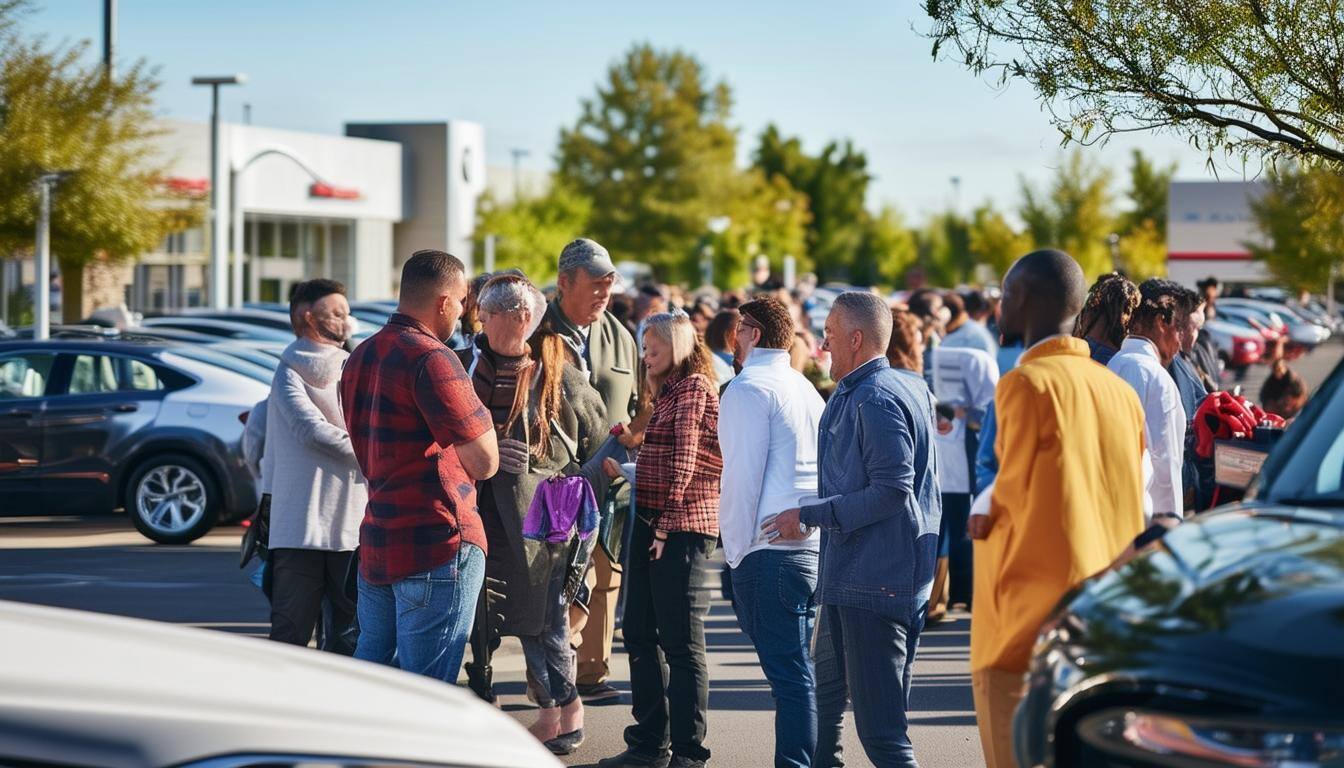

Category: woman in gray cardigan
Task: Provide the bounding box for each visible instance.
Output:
[264,280,367,655]
[460,274,610,755]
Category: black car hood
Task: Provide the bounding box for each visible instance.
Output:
[1060,503,1344,715]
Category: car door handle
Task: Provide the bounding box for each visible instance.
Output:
[1,410,33,419]
[107,404,139,413]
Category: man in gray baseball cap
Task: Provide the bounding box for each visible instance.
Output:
[542,237,638,704]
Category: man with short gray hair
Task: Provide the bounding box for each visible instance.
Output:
[539,237,639,703]
[766,291,941,767]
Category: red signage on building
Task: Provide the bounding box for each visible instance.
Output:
[309,182,361,200]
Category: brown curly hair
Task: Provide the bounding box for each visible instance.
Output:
[887,307,925,373]
[1073,272,1140,349]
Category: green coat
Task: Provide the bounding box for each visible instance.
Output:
[542,302,640,424]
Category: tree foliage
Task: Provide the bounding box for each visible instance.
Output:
[1018,151,1116,278]
[707,168,812,290]
[556,44,737,283]
[1245,165,1344,292]
[925,0,1344,168]
[1116,150,1177,279]
[855,206,919,287]
[0,2,194,320]
[968,203,1033,278]
[752,124,871,281]
[473,181,594,284]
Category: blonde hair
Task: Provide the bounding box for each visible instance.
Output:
[641,311,716,402]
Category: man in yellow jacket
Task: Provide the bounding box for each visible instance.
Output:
[968,250,1147,768]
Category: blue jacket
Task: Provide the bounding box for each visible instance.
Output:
[800,358,941,622]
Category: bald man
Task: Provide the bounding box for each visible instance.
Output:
[968,251,1147,768]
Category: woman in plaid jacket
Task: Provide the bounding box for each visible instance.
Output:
[600,311,723,768]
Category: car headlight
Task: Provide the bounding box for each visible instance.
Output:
[1077,709,1344,766]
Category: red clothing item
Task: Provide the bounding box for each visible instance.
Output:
[635,373,722,536]
[340,313,493,585]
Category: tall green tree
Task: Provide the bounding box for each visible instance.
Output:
[1018,151,1116,278]
[707,169,812,290]
[556,44,737,283]
[854,206,918,286]
[1245,165,1344,293]
[925,0,1344,168]
[752,124,871,281]
[1116,150,1177,280]
[0,2,192,321]
[473,181,594,284]
[967,203,1033,279]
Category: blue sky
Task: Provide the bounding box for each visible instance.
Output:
[25,0,1245,219]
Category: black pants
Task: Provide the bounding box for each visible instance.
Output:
[269,548,358,656]
[622,516,716,762]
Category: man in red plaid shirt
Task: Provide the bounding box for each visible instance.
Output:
[340,249,498,685]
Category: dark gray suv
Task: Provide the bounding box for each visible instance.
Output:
[0,340,271,543]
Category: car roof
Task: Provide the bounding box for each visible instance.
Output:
[0,600,558,768]
[0,338,173,356]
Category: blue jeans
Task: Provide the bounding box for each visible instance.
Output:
[812,603,926,768]
[730,548,819,768]
[354,543,485,685]
[520,548,577,707]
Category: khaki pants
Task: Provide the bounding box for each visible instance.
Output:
[569,545,621,686]
[972,667,1026,768]
[927,556,950,623]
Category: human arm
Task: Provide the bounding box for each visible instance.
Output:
[666,377,713,510]
[796,396,915,535]
[413,351,499,481]
[973,400,999,496]
[1148,380,1185,518]
[718,382,772,547]
[271,365,355,461]
[241,399,267,477]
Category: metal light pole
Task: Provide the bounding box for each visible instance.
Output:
[192,74,246,309]
[510,148,530,202]
[103,0,116,78]
[34,172,73,340]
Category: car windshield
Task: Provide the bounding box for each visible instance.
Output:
[1254,361,1344,507]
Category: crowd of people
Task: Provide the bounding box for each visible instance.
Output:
[242,235,1309,768]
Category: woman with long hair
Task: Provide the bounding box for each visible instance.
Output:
[600,311,722,768]
[459,273,610,755]
[1073,272,1140,365]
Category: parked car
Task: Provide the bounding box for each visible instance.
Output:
[139,317,295,343]
[1219,298,1332,347]
[1016,357,1344,767]
[1201,318,1266,378]
[0,339,268,543]
[0,599,561,768]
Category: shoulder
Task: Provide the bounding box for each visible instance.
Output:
[602,311,636,345]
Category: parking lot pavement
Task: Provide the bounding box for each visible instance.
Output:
[0,522,982,767]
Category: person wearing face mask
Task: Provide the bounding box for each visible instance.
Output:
[265,279,367,654]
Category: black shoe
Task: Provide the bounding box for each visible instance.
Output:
[596,749,671,768]
[578,681,623,703]
[544,728,584,755]
[669,757,707,768]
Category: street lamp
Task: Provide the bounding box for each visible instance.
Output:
[510,148,530,202]
[192,74,246,309]
[33,171,76,340]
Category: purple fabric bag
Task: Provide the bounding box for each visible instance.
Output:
[523,475,599,543]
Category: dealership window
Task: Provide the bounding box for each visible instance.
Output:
[304,222,326,274]
[279,221,299,259]
[259,278,282,304]
[257,221,276,258]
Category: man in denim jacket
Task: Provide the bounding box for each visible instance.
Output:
[767,291,941,768]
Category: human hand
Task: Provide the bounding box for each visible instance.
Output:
[968,514,994,540]
[649,530,668,560]
[498,438,530,474]
[603,457,623,479]
[761,508,808,542]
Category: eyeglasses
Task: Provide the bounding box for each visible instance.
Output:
[738,318,762,334]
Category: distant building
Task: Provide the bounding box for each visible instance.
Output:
[1167,181,1269,287]
[2,117,540,318]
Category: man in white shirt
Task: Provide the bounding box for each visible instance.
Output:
[718,296,826,768]
[1108,279,1200,522]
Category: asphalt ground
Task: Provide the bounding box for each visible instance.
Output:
[0,342,1339,767]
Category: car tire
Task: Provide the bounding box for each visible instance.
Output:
[126,454,220,544]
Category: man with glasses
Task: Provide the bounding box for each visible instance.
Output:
[719,297,826,767]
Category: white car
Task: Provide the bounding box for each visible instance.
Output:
[1218,298,1332,346]
[0,600,560,768]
